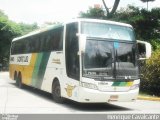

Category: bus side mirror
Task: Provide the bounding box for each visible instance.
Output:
[77,34,86,54]
[137,40,152,60]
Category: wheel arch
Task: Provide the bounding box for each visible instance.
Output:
[52,77,60,89]
[51,77,64,103]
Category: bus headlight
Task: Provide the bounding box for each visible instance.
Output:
[80,82,98,90]
[130,84,139,90]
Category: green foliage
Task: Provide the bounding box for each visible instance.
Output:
[80,5,160,42]
[141,49,160,96]
[79,7,105,19]
[117,6,160,96]
[112,6,160,42]
[0,10,38,69]
[19,22,38,35]
[0,11,20,67]
[150,39,160,50]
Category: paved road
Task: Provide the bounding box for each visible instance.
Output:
[0,72,160,114]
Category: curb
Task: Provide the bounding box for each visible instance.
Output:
[138,95,160,101]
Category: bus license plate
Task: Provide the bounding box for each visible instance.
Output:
[110,95,118,99]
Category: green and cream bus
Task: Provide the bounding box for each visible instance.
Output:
[9,19,151,103]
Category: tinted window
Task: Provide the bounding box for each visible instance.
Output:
[11,26,64,55]
[24,35,40,53]
[84,40,113,69]
[65,22,80,80]
[50,27,63,51]
[11,39,27,55]
[81,22,135,41]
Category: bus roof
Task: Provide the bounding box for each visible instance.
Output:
[12,24,63,42]
[12,18,132,42]
[66,18,132,28]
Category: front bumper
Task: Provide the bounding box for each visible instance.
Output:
[77,87,139,103]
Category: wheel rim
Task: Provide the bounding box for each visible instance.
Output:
[55,86,60,98]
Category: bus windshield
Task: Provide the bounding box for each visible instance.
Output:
[81,22,138,80]
[83,39,139,80]
[81,22,135,41]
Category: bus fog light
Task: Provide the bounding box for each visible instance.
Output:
[80,82,98,90]
[130,84,139,90]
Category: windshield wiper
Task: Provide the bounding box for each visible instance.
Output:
[113,48,117,79]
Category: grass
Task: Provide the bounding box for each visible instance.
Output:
[138,91,160,101]
[139,91,154,97]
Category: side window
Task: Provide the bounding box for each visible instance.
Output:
[55,27,63,51]
[11,42,15,55]
[41,33,48,52]
[45,32,52,51]
[39,35,45,52]
[50,31,56,51]
[65,22,80,80]
[33,35,41,53]
[12,38,31,54]
[12,41,19,54]
[15,40,23,54]
[50,27,64,51]
[25,38,31,53]
[58,27,64,50]
[21,39,25,54]
[30,37,37,53]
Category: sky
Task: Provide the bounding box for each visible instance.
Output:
[0,0,159,25]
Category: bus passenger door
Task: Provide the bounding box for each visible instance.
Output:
[63,22,80,100]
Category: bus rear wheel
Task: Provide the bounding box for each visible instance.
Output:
[52,80,64,103]
[14,72,17,82]
[16,73,23,89]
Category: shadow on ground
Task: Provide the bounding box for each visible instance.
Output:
[11,83,132,112]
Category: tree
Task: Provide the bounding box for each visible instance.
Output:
[0,10,21,69]
[19,22,38,35]
[102,0,120,18]
[141,49,160,96]
[80,0,120,18]
[113,6,160,41]
[140,0,155,10]
[79,7,105,19]
[80,5,160,42]
[0,10,38,70]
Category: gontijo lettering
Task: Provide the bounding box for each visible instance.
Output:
[17,56,28,62]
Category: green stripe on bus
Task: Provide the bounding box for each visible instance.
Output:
[32,53,43,86]
[119,82,127,86]
[112,82,121,86]
[112,82,128,86]
[36,52,51,88]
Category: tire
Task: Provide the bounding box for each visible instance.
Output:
[16,73,23,89]
[14,72,17,82]
[52,81,64,103]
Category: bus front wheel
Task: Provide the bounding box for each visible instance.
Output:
[52,80,64,103]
